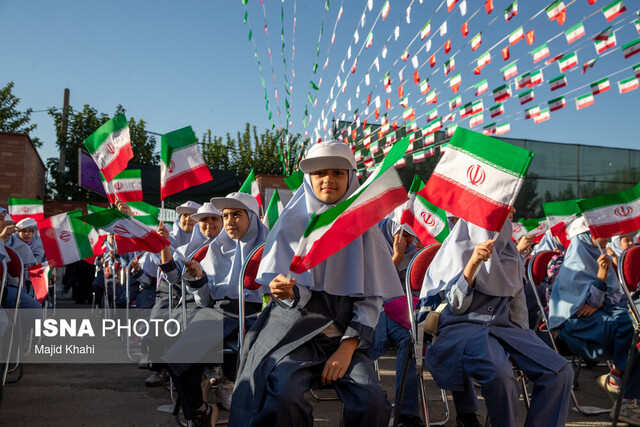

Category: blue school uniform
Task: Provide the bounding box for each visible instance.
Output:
[420,219,573,427]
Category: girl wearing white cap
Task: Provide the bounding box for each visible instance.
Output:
[163,193,269,425]
[230,140,402,427]
[14,218,46,264]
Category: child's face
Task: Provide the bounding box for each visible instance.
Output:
[18,228,34,243]
[199,216,222,238]
[223,208,250,240]
[179,213,197,233]
[309,169,349,204]
[620,235,635,251]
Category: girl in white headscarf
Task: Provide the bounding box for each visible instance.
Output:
[230,141,403,427]
[419,209,573,427]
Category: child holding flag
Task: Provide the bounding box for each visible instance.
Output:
[420,209,573,427]
[549,231,640,425]
[230,140,403,427]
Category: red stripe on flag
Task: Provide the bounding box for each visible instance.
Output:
[11,213,45,222]
[28,264,49,303]
[418,174,511,232]
[290,187,407,274]
[161,164,213,200]
[588,216,640,239]
[114,189,143,202]
[38,218,64,268]
[101,143,134,182]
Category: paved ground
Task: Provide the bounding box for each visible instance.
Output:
[0,301,625,426]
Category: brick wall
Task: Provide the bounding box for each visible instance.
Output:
[44,200,109,217]
[0,132,46,207]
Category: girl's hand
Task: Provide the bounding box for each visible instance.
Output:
[269,274,296,300]
[596,253,610,282]
[184,260,204,280]
[576,302,599,318]
[464,240,495,286]
[321,337,358,386]
[392,231,408,267]
[157,223,170,239]
[0,224,17,241]
[114,198,134,217]
[517,235,534,255]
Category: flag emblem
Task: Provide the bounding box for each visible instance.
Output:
[113,224,130,236]
[421,212,437,227]
[105,143,116,155]
[21,207,29,213]
[59,231,71,243]
[168,160,176,174]
[513,223,523,233]
[614,205,633,217]
[467,164,486,185]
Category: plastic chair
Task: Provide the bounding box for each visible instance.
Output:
[397,243,447,427]
[526,250,610,416]
[237,243,265,360]
[124,252,146,361]
[2,247,25,386]
[612,246,640,427]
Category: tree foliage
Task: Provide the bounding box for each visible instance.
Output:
[46,104,157,200]
[0,81,41,147]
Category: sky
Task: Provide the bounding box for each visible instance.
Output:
[2,0,640,167]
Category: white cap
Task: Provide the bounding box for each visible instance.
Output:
[210,192,259,216]
[16,218,37,230]
[299,140,357,173]
[4,214,15,225]
[176,201,202,216]
[190,203,222,221]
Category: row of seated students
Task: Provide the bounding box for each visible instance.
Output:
[3,139,639,426]
[131,140,639,427]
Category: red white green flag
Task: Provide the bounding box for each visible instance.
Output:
[477,51,491,69]
[565,22,585,44]
[504,1,518,21]
[577,181,640,239]
[483,122,497,136]
[161,126,212,201]
[542,199,583,248]
[446,124,458,137]
[515,218,550,242]
[602,0,626,21]
[509,27,524,45]
[475,79,488,96]
[496,122,511,135]
[622,37,640,59]
[239,168,263,208]
[594,31,617,53]
[471,32,482,51]
[78,208,170,254]
[27,262,50,303]
[519,89,535,105]
[534,108,551,124]
[490,103,504,118]
[618,76,639,93]
[546,0,566,21]
[532,43,550,63]
[400,176,450,245]
[460,102,474,118]
[417,127,533,232]
[501,62,518,80]
[548,96,566,111]
[576,93,595,109]
[469,112,484,127]
[493,84,512,102]
[83,114,133,182]
[591,77,611,94]
[444,58,455,76]
[101,169,143,203]
[127,201,161,226]
[524,105,541,119]
[549,74,568,91]
[421,21,431,40]
[8,197,44,222]
[381,0,390,20]
[38,210,95,268]
[530,69,544,86]
[289,136,410,274]
[426,107,438,122]
[515,72,531,90]
[593,26,613,41]
[263,189,284,230]
[449,95,462,110]
[558,52,578,72]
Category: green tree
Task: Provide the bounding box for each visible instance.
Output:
[0,81,41,147]
[201,129,231,170]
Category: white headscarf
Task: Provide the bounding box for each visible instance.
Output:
[169,220,193,249]
[421,219,524,298]
[256,144,403,298]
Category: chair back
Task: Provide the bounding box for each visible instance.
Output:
[243,244,265,291]
[527,250,557,287]
[619,245,640,293]
[406,244,441,293]
[4,247,23,280]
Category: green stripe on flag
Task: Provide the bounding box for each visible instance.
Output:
[302,136,410,237]
[408,175,425,194]
[542,199,583,217]
[284,169,304,191]
[449,127,534,178]
[418,194,450,242]
[264,189,281,229]
[239,169,257,194]
[577,182,640,211]
[8,197,42,205]
[128,202,160,217]
[532,43,548,55]
[87,204,108,214]
[68,210,95,258]
[78,208,129,229]
[549,74,566,83]
[161,126,197,166]
[83,115,128,154]
[101,169,141,181]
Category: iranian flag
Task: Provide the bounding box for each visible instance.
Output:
[401,176,450,245]
[101,169,143,203]
[483,122,497,136]
[524,105,541,119]
[460,102,474,118]
[504,1,518,21]
[413,150,426,163]
[263,189,284,229]
[576,93,595,109]
[530,69,544,86]
[622,38,640,59]
[515,73,531,90]
[565,22,585,44]
[425,118,442,135]
[86,204,109,257]
[519,89,535,105]
[558,52,578,72]
[160,126,212,200]
[477,51,491,68]
[534,108,551,124]
[576,181,640,239]
[471,32,482,51]
[549,74,568,91]
[449,95,462,110]
[446,124,458,138]
[78,208,170,254]
[475,79,488,96]
[417,127,533,232]
[501,62,518,80]
[426,90,437,104]
[618,76,639,93]
[516,218,550,243]
[382,0,390,20]
[403,107,415,122]
[469,112,484,127]
[127,201,161,226]
[496,122,511,135]
[83,114,133,182]
[594,31,617,53]
[420,79,430,95]
[444,58,455,76]
[288,136,409,274]
[472,99,483,114]
[548,96,566,111]
[602,0,626,21]
[426,107,438,122]
[421,21,431,40]
[493,84,512,102]
[543,199,582,249]
[509,27,524,45]
[591,77,610,94]
[38,210,95,268]
[27,262,50,303]
[546,0,566,21]
[532,43,550,63]
[8,198,44,222]
[593,26,613,41]
[490,103,504,118]
[449,73,462,93]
